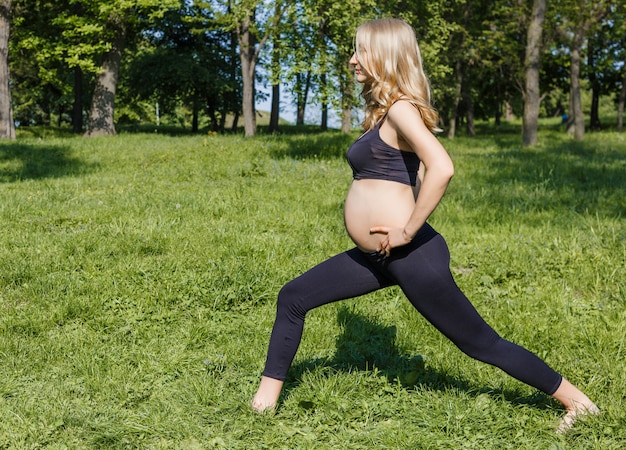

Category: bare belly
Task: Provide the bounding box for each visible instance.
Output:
[344,179,417,251]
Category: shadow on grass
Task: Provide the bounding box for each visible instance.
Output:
[117,123,338,137]
[287,308,553,410]
[486,138,626,183]
[269,132,357,160]
[448,135,626,217]
[0,142,95,182]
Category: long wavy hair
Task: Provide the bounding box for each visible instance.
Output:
[355,18,441,133]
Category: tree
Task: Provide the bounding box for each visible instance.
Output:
[234,5,256,136]
[586,4,625,131]
[124,3,240,133]
[217,0,286,137]
[442,0,471,139]
[0,0,15,138]
[281,0,333,128]
[522,0,546,146]
[6,0,624,137]
[10,0,109,132]
[553,0,609,140]
[84,13,125,136]
[310,0,378,132]
[566,20,586,140]
[81,0,179,137]
[617,64,626,133]
[276,0,374,131]
[268,1,289,133]
[268,40,280,132]
[278,2,316,126]
[614,3,626,132]
[399,1,475,136]
[477,0,551,143]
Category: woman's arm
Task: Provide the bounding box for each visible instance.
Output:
[371,101,454,254]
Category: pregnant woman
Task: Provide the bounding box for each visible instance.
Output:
[251,18,598,433]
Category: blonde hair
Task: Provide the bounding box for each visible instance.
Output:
[355,18,441,133]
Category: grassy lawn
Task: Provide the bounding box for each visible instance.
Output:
[0,122,624,448]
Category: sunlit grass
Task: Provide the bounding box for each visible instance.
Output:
[0,126,624,448]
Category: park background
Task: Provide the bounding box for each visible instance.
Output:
[0,0,625,448]
[0,0,625,140]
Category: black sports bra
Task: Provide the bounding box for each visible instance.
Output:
[346,117,420,186]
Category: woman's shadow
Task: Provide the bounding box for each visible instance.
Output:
[285,307,553,410]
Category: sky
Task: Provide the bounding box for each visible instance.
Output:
[255,85,344,128]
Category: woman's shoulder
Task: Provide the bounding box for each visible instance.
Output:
[388,98,420,114]
[387,99,426,127]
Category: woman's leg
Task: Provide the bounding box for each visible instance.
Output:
[252,248,392,411]
[387,235,562,393]
[387,234,597,428]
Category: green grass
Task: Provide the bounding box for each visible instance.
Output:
[0,124,624,448]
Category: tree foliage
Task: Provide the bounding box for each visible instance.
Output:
[4,0,625,140]
[123,3,240,132]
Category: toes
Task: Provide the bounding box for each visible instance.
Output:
[250,399,276,414]
[556,404,600,434]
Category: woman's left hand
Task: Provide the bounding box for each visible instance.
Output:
[370,226,412,256]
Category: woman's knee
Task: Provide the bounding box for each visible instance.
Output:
[456,331,505,364]
[276,279,308,319]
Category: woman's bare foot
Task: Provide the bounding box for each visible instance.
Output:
[556,404,600,434]
[251,376,284,413]
[551,377,599,433]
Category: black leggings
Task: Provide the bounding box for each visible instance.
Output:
[262,224,562,395]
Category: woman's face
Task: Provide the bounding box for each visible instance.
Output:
[349,44,371,83]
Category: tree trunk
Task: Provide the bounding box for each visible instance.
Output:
[495,99,502,126]
[340,63,354,133]
[618,63,626,132]
[269,3,281,133]
[448,59,463,139]
[465,90,475,137]
[505,101,515,121]
[589,84,600,130]
[320,73,328,131]
[567,27,586,141]
[72,66,83,133]
[588,42,601,130]
[231,112,239,131]
[228,28,239,132]
[192,97,199,133]
[566,90,574,132]
[85,22,125,137]
[295,71,311,126]
[0,0,15,139]
[341,106,352,132]
[568,47,584,140]
[522,0,545,147]
[270,83,279,132]
[461,67,475,136]
[208,102,219,132]
[238,13,256,137]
